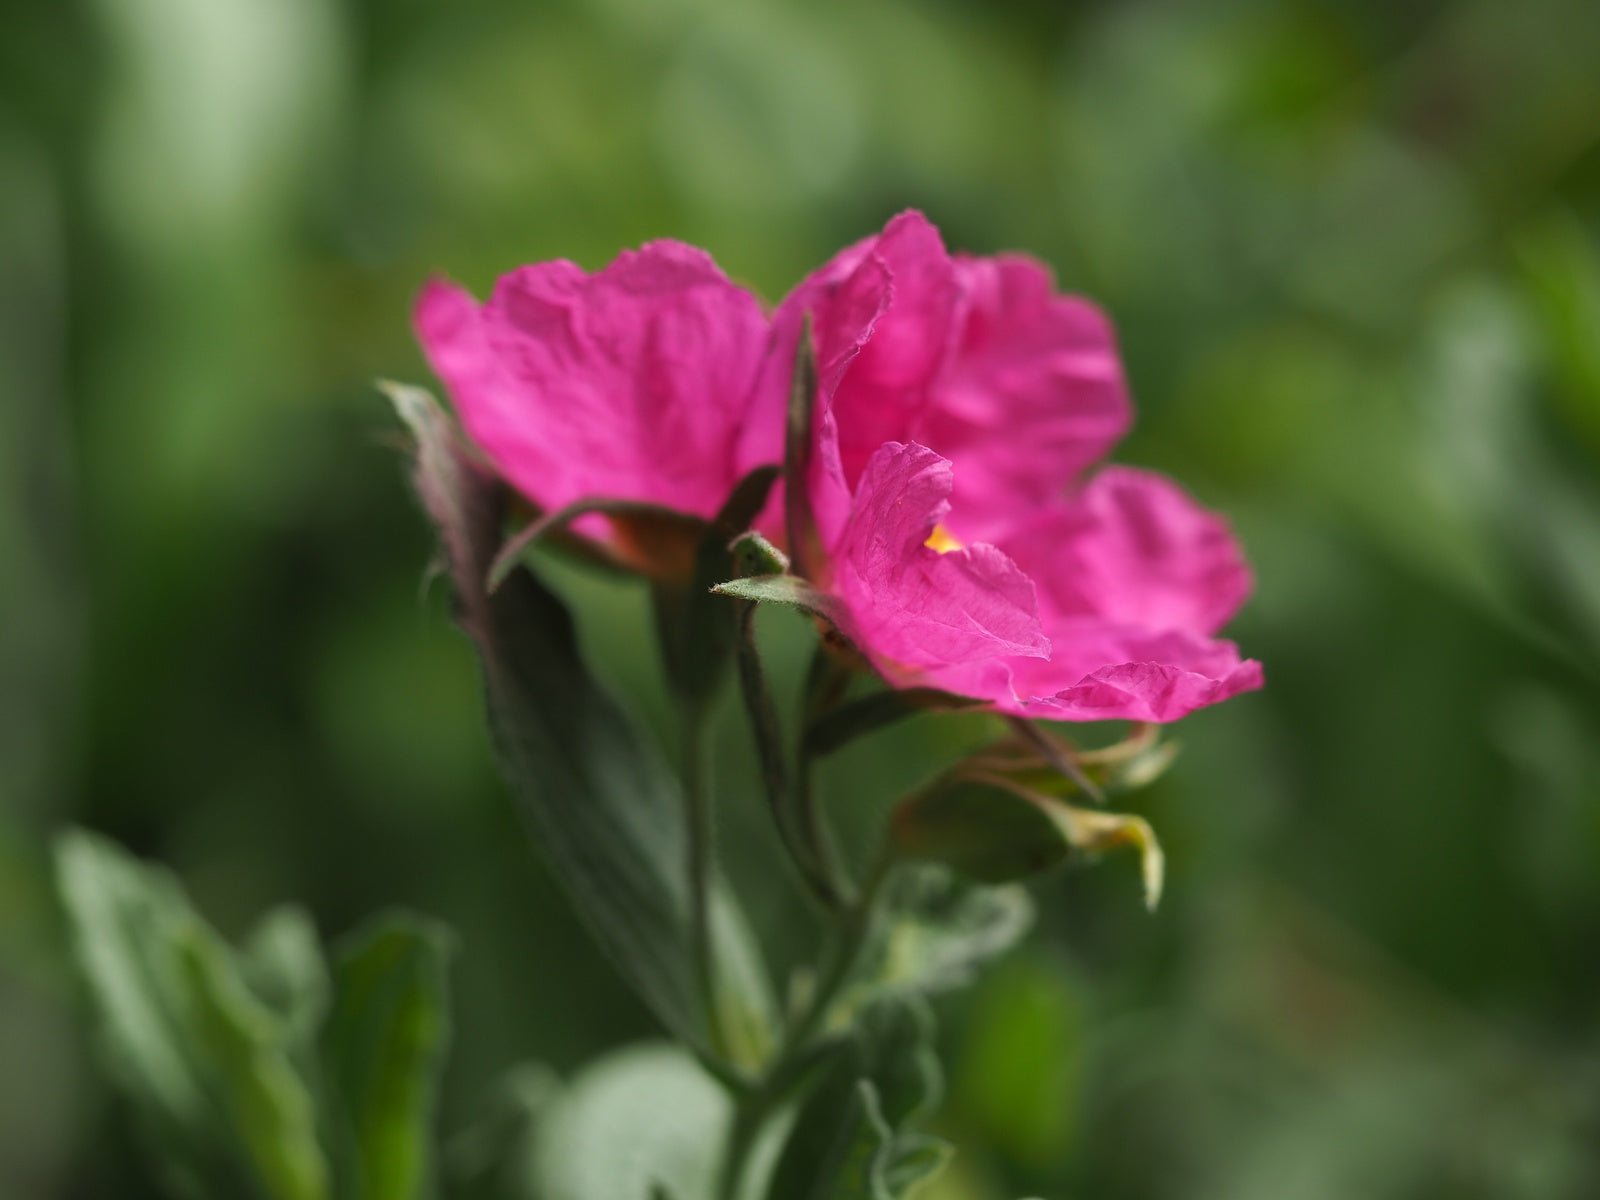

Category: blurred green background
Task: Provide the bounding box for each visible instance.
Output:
[5,0,1600,1196]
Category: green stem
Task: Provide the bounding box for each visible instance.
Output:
[794,646,856,906]
[785,847,890,1050]
[714,852,892,1198]
[683,703,721,1057]
[715,1033,842,1200]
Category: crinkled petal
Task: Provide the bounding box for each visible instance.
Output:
[927,255,1132,538]
[834,442,1048,671]
[1003,467,1253,636]
[740,250,893,548]
[1019,625,1264,722]
[824,213,960,489]
[416,241,767,521]
[921,625,1262,723]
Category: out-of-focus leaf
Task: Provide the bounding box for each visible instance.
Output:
[321,914,452,1200]
[765,996,949,1200]
[445,1064,562,1200]
[858,866,1034,998]
[951,956,1085,1169]
[1517,216,1600,459]
[767,1080,895,1200]
[386,382,776,1067]
[53,830,330,1200]
[533,1043,730,1200]
[852,995,942,1129]
[239,907,330,1069]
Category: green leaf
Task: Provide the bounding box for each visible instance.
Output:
[765,997,949,1200]
[728,530,790,578]
[766,1068,887,1200]
[951,956,1085,1169]
[889,770,1165,908]
[710,574,846,628]
[444,1063,561,1200]
[859,866,1034,997]
[177,933,331,1200]
[489,496,699,591]
[53,830,331,1200]
[879,1134,953,1197]
[322,913,453,1200]
[239,907,330,1067]
[533,1043,730,1200]
[386,382,776,1064]
[853,995,942,1129]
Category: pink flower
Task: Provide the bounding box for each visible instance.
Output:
[415,241,771,558]
[765,211,1261,723]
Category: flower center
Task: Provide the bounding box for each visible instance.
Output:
[924,524,964,554]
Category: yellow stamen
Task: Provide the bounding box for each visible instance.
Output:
[924,524,964,554]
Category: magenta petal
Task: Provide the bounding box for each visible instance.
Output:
[834,442,1049,672]
[1004,467,1253,637]
[415,241,768,522]
[826,213,960,491]
[928,256,1132,538]
[918,624,1261,724]
[740,249,895,548]
[1025,644,1265,723]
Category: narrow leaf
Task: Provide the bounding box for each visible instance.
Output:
[711,575,845,627]
[239,906,331,1087]
[54,830,331,1200]
[386,382,775,1060]
[240,907,330,1054]
[177,931,331,1200]
[322,914,453,1200]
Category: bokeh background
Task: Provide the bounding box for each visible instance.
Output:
[5,0,1600,1196]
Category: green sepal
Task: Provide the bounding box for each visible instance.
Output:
[487,496,702,590]
[963,723,1180,802]
[889,770,1165,909]
[654,465,780,712]
[783,317,822,580]
[805,687,982,759]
